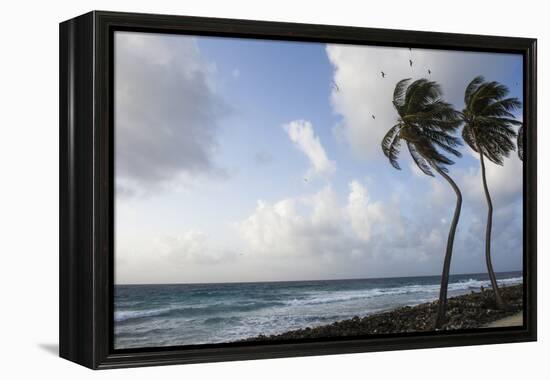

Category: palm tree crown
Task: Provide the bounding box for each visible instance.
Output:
[382,78,462,174]
[461,76,522,163]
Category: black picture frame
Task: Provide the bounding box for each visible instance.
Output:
[59,10,537,369]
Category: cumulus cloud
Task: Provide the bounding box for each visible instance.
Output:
[158,231,225,265]
[235,180,449,279]
[346,180,386,242]
[115,32,229,195]
[283,120,336,177]
[238,187,344,258]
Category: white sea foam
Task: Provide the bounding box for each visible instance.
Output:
[115,308,173,322]
[282,276,523,307]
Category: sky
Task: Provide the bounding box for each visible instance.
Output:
[114,31,523,285]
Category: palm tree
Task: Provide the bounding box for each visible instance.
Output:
[382,78,462,328]
[460,76,522,308]
[517,125,524,161]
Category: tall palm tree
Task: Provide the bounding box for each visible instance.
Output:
[382,78,462,328]
[460,76,522,308]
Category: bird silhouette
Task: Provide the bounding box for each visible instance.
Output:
[332,81,340,92]
[409,59,413,67]
[428,69,431,75]
[372,114,376,120]
[381,71,386,78]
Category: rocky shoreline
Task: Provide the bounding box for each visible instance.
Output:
[241,284,523,342]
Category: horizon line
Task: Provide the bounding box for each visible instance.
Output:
[115,269,523,287]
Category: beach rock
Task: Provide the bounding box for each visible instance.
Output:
[239,285,523,342]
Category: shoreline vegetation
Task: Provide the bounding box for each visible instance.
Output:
[240,284,523,343]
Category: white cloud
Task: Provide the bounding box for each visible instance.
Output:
[158,231,226,265]
[309,186,343,230]
[460,153,523,208]
[115,32,229,195]
[346,180,386,242]
[115,228,242,284]
[236,181,443,277]
[283,120,336,178]
[238,186,343,258]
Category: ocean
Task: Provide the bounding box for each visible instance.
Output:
[114,271,522,349]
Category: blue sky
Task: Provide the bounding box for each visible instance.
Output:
[114,31,523,284]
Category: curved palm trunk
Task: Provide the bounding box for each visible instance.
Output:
[433,165,462,329]
[476,142,505,309]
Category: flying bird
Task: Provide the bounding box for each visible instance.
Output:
[381,71,386,78]
[372,114,376,120]
[428,69,431,75]
[409,59,413,67]
[332,81,340,92]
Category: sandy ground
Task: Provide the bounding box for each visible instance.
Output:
[484,312,523,328]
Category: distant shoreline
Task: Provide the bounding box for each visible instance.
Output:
[239,284,523,342]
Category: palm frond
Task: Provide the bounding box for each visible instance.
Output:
[393,78,411,108]
[407,142,434,176]
[478,116,523,126]
[469,81,509,113]
[462,126,478,154]
[405,79,441,114]
[418,129,463,157]
[464,76,484,106]
[416,141,455,170]
[381,124,402,170]
[517,125,524,161]
[480,98,522,117]
[476,129,516,165]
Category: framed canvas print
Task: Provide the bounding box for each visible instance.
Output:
[59,11,537,369]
